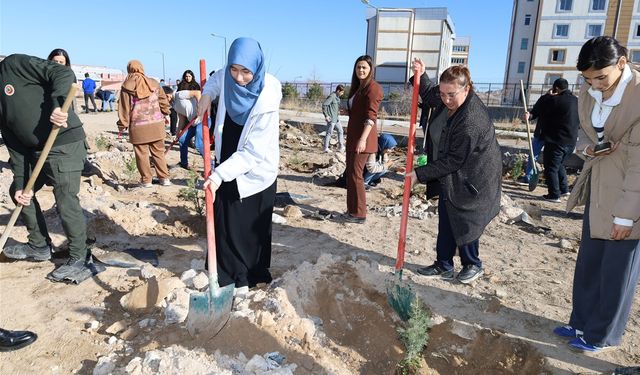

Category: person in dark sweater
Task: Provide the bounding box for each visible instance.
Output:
[525,78,579,202]
[0,54,105,284]
[407,64,502,284]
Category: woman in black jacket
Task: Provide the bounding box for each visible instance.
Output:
[408,63,502,284]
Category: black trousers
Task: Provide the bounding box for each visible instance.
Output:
[212,180,276,288]
[543,143,573,198]
[435,198,482,270]
[569,204,640,346]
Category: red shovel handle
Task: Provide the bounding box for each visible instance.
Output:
[164,117,198,154]
[200,60,217,276]
[395,68,420,272]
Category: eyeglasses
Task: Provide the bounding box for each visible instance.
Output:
[439,86,467,99]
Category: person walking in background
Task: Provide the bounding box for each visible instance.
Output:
[322,84,345,153]
[560,36,640,353]
[525,78,579,202]
[0,53,105,284]
[197,37,282,296]
[344,55,383,224]
[407,63,502,284]
[364,133,397,189]
[177,69,200,92]
[117,60,172,187]
[81,73,97,113]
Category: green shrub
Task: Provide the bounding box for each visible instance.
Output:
[282,82,299,100]
[178,170,204,216]
[396,297,431,374]
[306,82,324,101]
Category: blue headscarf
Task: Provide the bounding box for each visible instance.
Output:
[378,133,397,153]
[224,37,266,125]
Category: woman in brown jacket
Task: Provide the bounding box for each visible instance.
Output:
[117,60,172,187]
[558,37,640,352]
[344,55,383,223]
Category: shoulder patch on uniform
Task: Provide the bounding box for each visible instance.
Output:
[4,84,14,96]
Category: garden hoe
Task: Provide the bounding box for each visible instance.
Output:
[186,60,234,339]
[386,65,420,321]
[0,84,78,251]
[519,80,539,192]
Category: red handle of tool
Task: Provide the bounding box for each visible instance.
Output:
[395,67,420,272]
[200,59,216,276]
[164,117,198,154]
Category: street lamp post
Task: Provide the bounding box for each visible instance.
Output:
[155,51,166,81]
[210,33,228,66]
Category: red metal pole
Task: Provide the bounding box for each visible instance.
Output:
[395,68,420,273]
[200,59,216,274]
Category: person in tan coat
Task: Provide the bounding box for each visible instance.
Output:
[117,60,172,187]
[557,36,640,352]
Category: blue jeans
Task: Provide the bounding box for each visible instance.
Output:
[364,170,386,185]
[323,120,344,150]
[179,121,204,167]
[525,136,544,181]
[101,95,115,111]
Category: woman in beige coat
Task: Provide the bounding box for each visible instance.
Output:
[557,37,640,352]
[117,60,171,187]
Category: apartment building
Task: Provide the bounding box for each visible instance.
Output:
[504,0,640,102]
[452,37,471,66]
[365,7,457,89]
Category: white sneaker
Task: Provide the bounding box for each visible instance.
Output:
[140,182,153,188]
[159,179,172,186]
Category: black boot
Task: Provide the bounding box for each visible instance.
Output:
[0,328,37,351]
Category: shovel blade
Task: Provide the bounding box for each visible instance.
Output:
[186,283,234,339]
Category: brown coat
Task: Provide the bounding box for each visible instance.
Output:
[567,65,640,239]
[117,78,170,145]
[346,80,383,153]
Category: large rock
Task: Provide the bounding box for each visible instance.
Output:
[120,277,185,312]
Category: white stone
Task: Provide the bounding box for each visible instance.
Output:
[192,272,210,290]
[107,336,118,345]
[559,239,573,250]
[272,213,287,224]
[245,354,269,372]
[164,288,191,324]
[495,289,508,299]
[85,320,99,330]
[139,264,158,280]
[180,269,198,287]
[92,354,117,375]
[137,201,149,208]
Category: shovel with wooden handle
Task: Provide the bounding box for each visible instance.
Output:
[519,80,539,192]
[186,59,234,339]
[0,84,79,252]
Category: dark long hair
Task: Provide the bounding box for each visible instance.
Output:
[47,48,71,66]
[348,55,374,99]
[577,36,628,71]
[177,69,201,91]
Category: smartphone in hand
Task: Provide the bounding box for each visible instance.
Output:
[594,142,612,155]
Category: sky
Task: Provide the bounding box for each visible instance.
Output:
[0,0,513,84]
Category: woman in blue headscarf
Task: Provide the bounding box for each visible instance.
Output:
[197,37,282,297]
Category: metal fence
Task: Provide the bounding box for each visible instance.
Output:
[280,81,582,115]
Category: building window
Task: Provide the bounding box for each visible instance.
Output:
[557,0,573,11]
[635,23,640,38]
[586,24,603,38]
[550,49,567,63]
[517,62,526,74]
[524,14,532,25]
[631,50,640,63]
[554,24,570,38]
[452,45,467,52]
[452,58,466,64]
[521,38,529,50]
[590,0,606,11]
[545,73,563,85]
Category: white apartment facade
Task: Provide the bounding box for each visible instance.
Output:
[452,36,471,66]
[365,7,457,90]
[504,0,640,103]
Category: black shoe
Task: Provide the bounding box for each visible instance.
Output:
[3,243,52,261]
[542,194,561,203]
[0,328,37,352]
[416,264,454,280]
[457,264,484,284]
[343,214,366,224]
[47,255,105,284]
